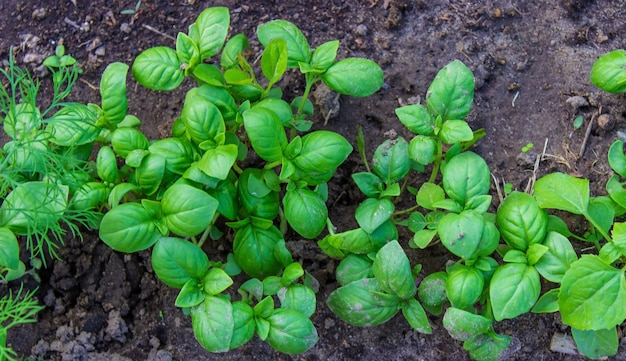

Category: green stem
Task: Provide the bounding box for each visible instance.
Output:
[428,139,444,184]
[326,218,336,235]
[393,204,421,216]
[583,211,612,244]
[296,73,318,117]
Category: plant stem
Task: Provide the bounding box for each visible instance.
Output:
[428,139,444,184]
[296,73,318,117]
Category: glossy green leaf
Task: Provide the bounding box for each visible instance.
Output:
[132,46,183,91]
[161,184,218,237]
[533,232,577,283]
[355,198,394,234]
[233,224,283,278]
[590,49,626,93]
[418,272,447,313]
[197,144,238,180]
[373,240,416,299]
[336,254,373,286]
[261,38,288,84]
[100,62,129,124]
[372,137,410,185]
[265,308,318,354]
[221,33,249,69]
[587,196,615,236]
[191,296,234,352]
[188,6,230,59]
[135,154,166,196]
[606,175,626,209]
[280,262,304,287]
[416,182,446,211]
[70,182,108,211]
[440,119,474,144]
[443,307,492,341]
[310,40,339,72]
[293,130,352,175]
[238,168,279,219]
[534,172,589,214]
[352,172,383,198]
[608,140,626,178]
[464,333,512,361]
[395,103,435,136]
[442,152,490,206]
[283,187,328,239]
[46,104,99,146]
[426,60,475,121]
[182,89,226,145]
[195,83,238,121]
[175,279,205,308]
[257,20,310,68]
[151,237,209,288]
[572,327,619,359]
[96,146,118,184]
[402,298,432,334]
[148,137,196,175]
[408,135,437,165]
[0,227,19,270]
[230,301,255,349]
[99,203,161,253]
[532,288,560,313]
[278,284,316,318]
[490,263,540,321]
[0,182,68,235]
[438,211,497,260]
[176,32,200,69]
[559,255,626,330]
[496,191,548,251]
[327,278,401,327]
[111,127,149,158]
[203,268,233,296]
[3,103,39,140]
[322,58,383,97]
[243,107,287,163]
[446,265,484,310]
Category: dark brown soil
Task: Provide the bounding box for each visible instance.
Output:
[1,0,626,360]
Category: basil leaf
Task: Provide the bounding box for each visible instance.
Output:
[132,46,183,91]
[162,184,218,237]
[489,263,540,321]
[100,62,129,125]
[534,172,589,214]
[233,224,284,279]
[1,182,68,235]
[265,309,318,354]
[197,144,238,180]
[181,89,226,145]
[322,58,383,97]
[0,227,20,270]
[440,119,474,144]
[278,284,316,318]
[99,203,161,253]
[176,32,200,70]
[96,146,118,184]
[443,307,492,341]
[151,237,210,288]
[572,327,619,359]
[175,279,205,308]
[355,198,394,234]
[230,301,255,349]
[187,6,230,60]
[191,296,234,352]
[534,231,578,283]
[242,106,287,163]
[261,38,288,85]
[293,130,352,175]
[203,268,233,296]
[446,265,484,310]
[111,127,149,158]
[372,240,416,299]
[336,254,373,286]
[426,60,475,121]
[46,104,99,146]
[442,152,490,206]
[590,49,626,93]
[402,298,432,334]
[310,40,339,72]
[283,187,328,239]
[221,33,249,69]
[395,103,435,136]
[372,137,410,185]
[257,20,311,68]
[496,191,548,251]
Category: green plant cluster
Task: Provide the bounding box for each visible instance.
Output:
[2,6,626,360]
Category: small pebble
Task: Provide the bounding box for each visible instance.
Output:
[565,95,588,112]
[355,24,368,36]
[597,113,613,130]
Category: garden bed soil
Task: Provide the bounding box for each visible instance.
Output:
[1,0,626,360]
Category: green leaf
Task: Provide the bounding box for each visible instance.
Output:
[100,62,129,125]
[416,182,446,211]
[0,227,19,270]
[182,89,226,145]
[372,137,410,185]
[426,60,475,121]
[326,278,401,327]
[132,46,183,91]
[261,38,288,84]
[134,154,166,196]
[409,135,438,166]
[197,144,238,180]
[0,182,68,235]
[402,298,432,334]
[221,33,249,69]
[336,254,373,285]
[148,137,196,175]
[293,130,352,175]
[257,20,311,68]
[533,232,577,282]
[489,263,541,321]
[464,333,512,361]
[559,255,626,330]
[278,284,316,318]
[99,203,162,253]
[351,172,383,198]
[355,198,394,234]
[96,146,118,184]
[534,172,589,214]
[496,191,548,251]
[322,58,383,97]
[111,127,149,158]
[162,184,218,237]
[151,237,209,288]
[372,241,416,299]
[442,152,490,206]
[324,228,373,254]
[265,309,319,354]
[608,140,626,178]
[175,279,205,308]
[233,224,284,279]
[3,103,39,139]
[443,307,492,341]
[280,262,304,287]
[46,104,99,146]
[590,49,626,93]
[587,196,615,236]
[243,107,287,163]
[417,272,447,312]
[230,301,255,349]
[191,296,234,352]
[176,32,200,69]
[440,120,474,144]
[395,103,435,136]
[572,327,619,359]
[446,265,484,310]
[188,6,230,59]
[438,211,497,260]
[310,40,339,72]
[283,187,328,239]
[203,268,233,296]
[532,288,560,313]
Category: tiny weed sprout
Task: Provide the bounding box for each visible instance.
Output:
[521,142,533,153]
[590,49,626,94]
[572,115,584,130]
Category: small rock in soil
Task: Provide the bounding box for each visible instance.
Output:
[565,95,589,112]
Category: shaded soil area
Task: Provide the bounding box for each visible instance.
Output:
[1,0,626,360]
